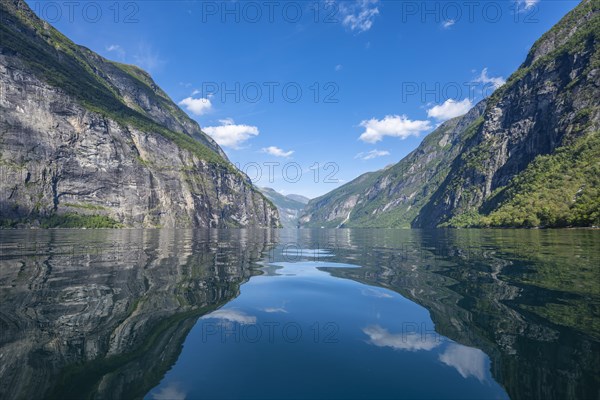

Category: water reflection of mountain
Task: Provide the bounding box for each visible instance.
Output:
[324,229,600,400]
[1,229,598,399]
[0,229,275,400]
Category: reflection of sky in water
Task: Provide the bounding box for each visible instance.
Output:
[269,261,362,277]
[363,325,441,352]
[279,248,336,261]
[262,306,288,313]
[147,256,508,400]
[361,287,394,299]
[201,309,257,325]
[439,344,488,382]
[362,325,488,382]
[151,383,186,400]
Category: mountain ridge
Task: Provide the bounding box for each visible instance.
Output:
[0,0,279,228]
[259,187,308,228]
[300,0,599,229]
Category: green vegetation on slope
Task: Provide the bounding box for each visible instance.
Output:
[0,213,123,228]
[344,123,459,228]
[448,131,600,228]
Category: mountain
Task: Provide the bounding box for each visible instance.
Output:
[286,194,310,205]
[259,187,308,228]
[301,0,599,229]
[0,0,279,228]
[300,102,486,228]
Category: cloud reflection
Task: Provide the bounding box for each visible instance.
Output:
[263,307,288,313]
[439,343,487,382]
[363,325,440,352]
[201,309,256,325]
[152,383,186,400]
[361,288,393,298]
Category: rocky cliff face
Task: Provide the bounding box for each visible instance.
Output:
[0,229,276,399]
[0,0,279,228]
[301,0,599,228]
[415,0,600,227]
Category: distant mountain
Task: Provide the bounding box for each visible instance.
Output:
[301,0,599,228]
[286,194,310,205]
[0,0,279,228]
[259,188,308,228]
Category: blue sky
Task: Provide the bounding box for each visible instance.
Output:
[28,0,578,198]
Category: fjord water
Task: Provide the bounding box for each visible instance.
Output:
[0,230,598,399]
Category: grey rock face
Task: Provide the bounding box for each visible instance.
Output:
[414,0,600,227]
[0,0,279,228]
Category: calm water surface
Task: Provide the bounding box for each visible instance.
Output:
[0,229,598,399]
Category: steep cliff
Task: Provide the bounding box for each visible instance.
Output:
[300,0,599,228]
[0,0,279,228]
[415,0,600,228]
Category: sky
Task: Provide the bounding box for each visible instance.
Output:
[26,0,578,198]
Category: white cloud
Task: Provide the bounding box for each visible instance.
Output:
[191,89,200,96]
[473,68,506,89]
[439,343,487,382]
[358,115,431,143]
[262,146,294,158]
[363,325,441,352]
[427,99,473,121]
[518,0,540,10]
[105,44,125,59]
[355,150,390,160]
[442,19,455,28]
[201,309,256,325]
[132,43,165,72]
[178,97,213,116]
[203,119,259,149]
[338,0,380,33]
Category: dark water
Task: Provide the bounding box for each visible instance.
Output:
[0,229,598,399]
